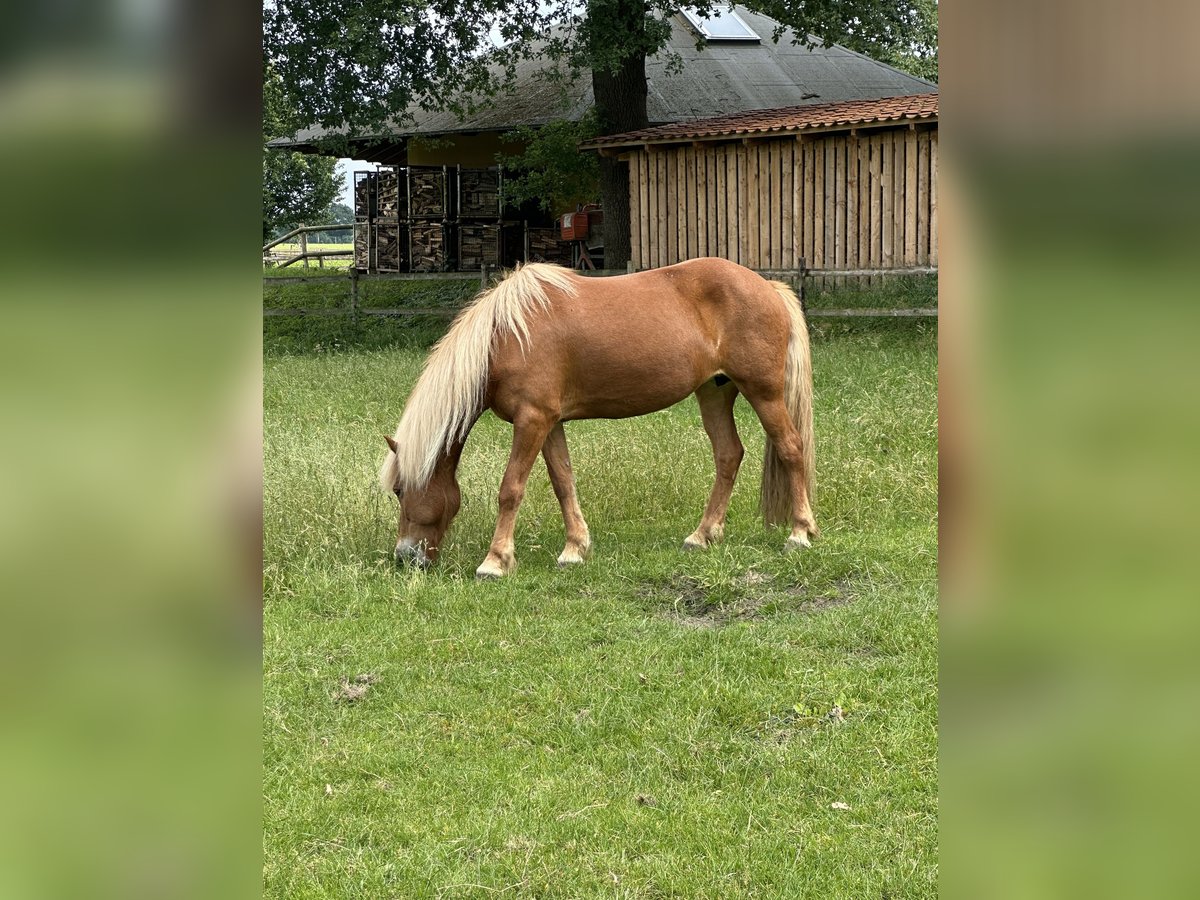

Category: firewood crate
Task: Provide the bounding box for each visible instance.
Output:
[456,223,502,272]
[374,222,409,272]
[353,217,372,271]
[457,167,502,218]
[409,221,451,272]
[525,226,572,265]
[353,171,377,220]
[407,165,451,219]
[374,166,406,222]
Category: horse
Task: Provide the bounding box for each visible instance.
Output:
[379,256,817,578]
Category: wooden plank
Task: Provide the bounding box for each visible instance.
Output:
[729,144,739,264]
[666,151,677,265]
[824,139,836,267]
[728,145,740,263]
[769,142,781,268]
[686,148,696,260]
[881,133,894,267]
[629,151,642,271]
[675,149,686,264]
[803,139,814,267]
[857,136,870,268]
[782,140,794,269]
[646,152,658,268]
[816,137,825,266]
[902,130,907,266]
[868,139,878,267]
[930,131,938,267]
[714,146,726,259]
[917,131,930,266]
[642,153,652,267]
[846,135,859,269]
[684,146,694,259]
[661,152,671,266]
[834,136,846,269]
[905,128,918,265]
[746,143,758,265]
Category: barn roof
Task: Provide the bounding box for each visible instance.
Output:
[580,92,938,149]
[270,6,934,156]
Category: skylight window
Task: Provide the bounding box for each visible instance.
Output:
[681,7,760,42]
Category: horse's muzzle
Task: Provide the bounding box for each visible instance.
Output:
[394,540,431,570]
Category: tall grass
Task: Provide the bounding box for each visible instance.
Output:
[264,314,938,897]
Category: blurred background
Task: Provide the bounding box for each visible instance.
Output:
[2,0,1200,895]
[941,1,1200,896]
[0,1,260,897]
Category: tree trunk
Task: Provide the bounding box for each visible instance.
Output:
[589,0,649,270]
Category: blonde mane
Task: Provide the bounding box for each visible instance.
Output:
[379,263,578,493]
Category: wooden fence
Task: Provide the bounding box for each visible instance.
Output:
[263,267,938,319]
[629,124,937,273]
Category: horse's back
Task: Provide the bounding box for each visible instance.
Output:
[488,259,789,420]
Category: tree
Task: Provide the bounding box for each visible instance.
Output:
[264,2,936,265]
[262,69,342,242]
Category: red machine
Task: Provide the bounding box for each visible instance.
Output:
[560,204,603,269]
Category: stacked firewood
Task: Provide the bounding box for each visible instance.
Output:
[375,169,404,221]
[409,167,447,218]
[376,224,405,271]
[527,227,571,265]
[354,220,371,269]
[353,174,373,219]
[459,168,501,217]
[458,224,501,271]
[410,222,446,271]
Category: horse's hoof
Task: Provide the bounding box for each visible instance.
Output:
[682,537,707,552]
[784,534,813,553]
[475,563,507,579]
[557,550,586,566]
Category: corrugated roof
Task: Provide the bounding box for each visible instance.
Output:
[270,7,934,153]
[581,91,937,148]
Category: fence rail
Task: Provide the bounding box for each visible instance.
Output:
[262,266,937,319]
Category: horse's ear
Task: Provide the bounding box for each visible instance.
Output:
[384,435,398,453]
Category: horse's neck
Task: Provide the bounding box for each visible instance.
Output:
[433,435,468,479]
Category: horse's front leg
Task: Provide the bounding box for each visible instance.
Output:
[476,413,554,579]
[684,379,743,550]
[542,422,591,565]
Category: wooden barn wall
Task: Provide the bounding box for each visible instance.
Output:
[628,126,938,271]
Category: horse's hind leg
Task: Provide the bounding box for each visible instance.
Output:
[738,385,816,550]
[684,378,744,551]
[542,422,591,565]
[477,412,554,579]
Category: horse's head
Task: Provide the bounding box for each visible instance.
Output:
[384,436,461,568]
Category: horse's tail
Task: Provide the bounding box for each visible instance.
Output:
[380,263,577,493]
[760,280,816,528]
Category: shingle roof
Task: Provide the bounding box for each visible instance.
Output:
[581,92,937,149]
[270,7,934,155]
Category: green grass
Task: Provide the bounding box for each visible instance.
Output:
[264,313,938,897]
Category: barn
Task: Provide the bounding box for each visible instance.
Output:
[580,92,938,273]
[268,6,934,273]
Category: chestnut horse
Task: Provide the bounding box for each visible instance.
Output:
[380,257,816,578]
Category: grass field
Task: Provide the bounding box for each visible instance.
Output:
[264,300,938,897]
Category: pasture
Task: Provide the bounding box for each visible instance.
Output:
[263,299,938,897]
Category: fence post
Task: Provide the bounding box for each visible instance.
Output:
[480,263,489,290]
[300,226,309,269]
[349,267,359,321]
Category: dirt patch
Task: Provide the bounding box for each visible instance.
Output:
[645,571,855,628]
[760,703,847,744]
[331,673,379,704]
[782,577,857,613]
